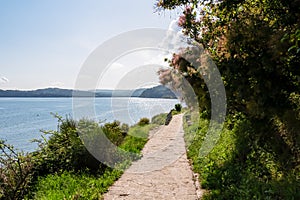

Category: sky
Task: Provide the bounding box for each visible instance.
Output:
[0,0,180,90]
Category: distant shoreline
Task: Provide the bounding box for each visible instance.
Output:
[0,85,177,99]
[0,96,176,99]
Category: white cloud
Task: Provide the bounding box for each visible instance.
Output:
[0,76,9,84]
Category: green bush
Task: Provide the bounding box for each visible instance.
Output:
[151,113,168,125]
[33,117,132,176]
[101,120,126,146]
[0,141,34,200]
[33,116,103,175]
[175,103,182,112]
[120,123,129,134]
[138,118,150,126]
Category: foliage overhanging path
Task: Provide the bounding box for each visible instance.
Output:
[103,114,200,200]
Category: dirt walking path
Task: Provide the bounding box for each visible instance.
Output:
[103,114,199,200]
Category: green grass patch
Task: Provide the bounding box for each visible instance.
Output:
[120,124,155,154]
[27,169,121,200]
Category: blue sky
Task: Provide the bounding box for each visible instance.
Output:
[0,1,177,90]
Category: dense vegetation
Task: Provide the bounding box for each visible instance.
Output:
[184,111,299,199]
[0,114,164,200]
[158,0,299,199]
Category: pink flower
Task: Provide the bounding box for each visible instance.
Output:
[171,54,180,65]
[178,15,186,27]
[185,6,192,14]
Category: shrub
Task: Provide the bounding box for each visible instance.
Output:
[138,118,150,126]
[101,121,126,146]
[151,113,168,125]
[120,123,129,134]
[0,140,34,200]
[34,116,104,175]
[34,116,134,176]
[175,103,182,112]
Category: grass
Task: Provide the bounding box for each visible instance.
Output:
[150,106,185,126]
[120,124,155,154]
[28,169,121,200]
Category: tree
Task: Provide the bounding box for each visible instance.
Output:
[157,0,300,198]
[158,0,300,119]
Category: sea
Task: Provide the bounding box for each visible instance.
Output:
[0,97,179,152]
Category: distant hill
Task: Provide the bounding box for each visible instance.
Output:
[0,88,73,97]
[0,86,177,99]
[140,85,177,99]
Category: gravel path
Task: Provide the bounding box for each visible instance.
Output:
[103,114,199,200]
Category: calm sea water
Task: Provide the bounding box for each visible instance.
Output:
[0,97,179,152]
